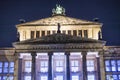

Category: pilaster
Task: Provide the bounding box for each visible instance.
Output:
[31,52,37,80]
[48,52,53,80]
[81,51,87,80]
[99,51,105,80]
[14,53,19,80]
[65,52,70,80]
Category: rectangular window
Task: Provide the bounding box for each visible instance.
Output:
[9,62,14,73]
[31,31,35,39]
[68,30,71,35]
[40,61,48,72]
[113,75,117,80]
[71,60,79,72]
[3,76,7,80]
[24,76,31,80]
[9,76,14,80]
[47,31,50,35]
[41,31,45,36]
[25,61,31,72]
[73,30,77,36]
[62,30,66,34]
[105,60,111,71]
[87,75,95,80]
[84,30,88,38]
[72,75,79,80]
[52,30,56,34]
[3,62,8,73]
[36,31,40,38]
[56,76,63,80]
[117,60,120,71]
[0,62,2,73]
[56,60,64,72]
[87,60,94,71]
[111,60,117,71]
[78,30,82,37]
[40,76,48,80]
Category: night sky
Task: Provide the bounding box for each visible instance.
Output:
[0,0,120,47]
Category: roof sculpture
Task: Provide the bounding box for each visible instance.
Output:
[17,5,101,27]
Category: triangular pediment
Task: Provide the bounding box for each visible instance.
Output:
[17,15,101,26]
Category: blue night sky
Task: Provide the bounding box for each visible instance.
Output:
[0,0,120,47]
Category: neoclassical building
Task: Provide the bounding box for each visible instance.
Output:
[0,5,120,80]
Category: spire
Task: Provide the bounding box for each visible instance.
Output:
[52,4,65,16]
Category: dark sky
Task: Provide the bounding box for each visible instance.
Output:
[0,0,120,47]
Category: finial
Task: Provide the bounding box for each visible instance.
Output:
[52,4,65,16]
[57,23,61,33]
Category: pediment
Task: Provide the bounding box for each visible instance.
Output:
[17,15,101,26]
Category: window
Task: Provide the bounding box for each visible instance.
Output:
[68,30,71,35]
[0,62,2,73]
[24,76,31,80]
[4,62,8,73]
[87,75,95,80]
[52,30,56,34]
[36,31,40,38]
[72,75,79,80]
[71,61,79,72]
[56,60,64,72]
[31,31,35,39]
[78,30,82,37]
[87,60,94,71]
[105,60,111,71]
[40,61,48,72]
[41,31,45,36]
[40,76,48,80]
[111,60,117,71]
[0,62,14,80]
[25,61,31,72]
[84,30,88,38]
[9,62,14,73]
[47,31,50,35]
[9,76,14,80]
[56,76,63,80]
[62,30,66,34]
[117,60,120,71]
[73,30,77,36]
[105,60,120,80]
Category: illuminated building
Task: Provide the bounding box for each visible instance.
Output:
[0,5,120,80]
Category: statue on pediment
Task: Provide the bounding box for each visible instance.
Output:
[52,4,65,15]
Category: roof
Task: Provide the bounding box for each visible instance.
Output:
[13,33,105,45]
[17,15,102,27]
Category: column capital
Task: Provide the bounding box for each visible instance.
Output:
[31,52,37,56]
[98,51,104,56]
[81,51,87,55]
[48,52,53,56]
[65,51,70,56]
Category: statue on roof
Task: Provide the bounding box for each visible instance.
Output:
[52,4,65,15]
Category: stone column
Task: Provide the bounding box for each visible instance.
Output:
[18,58,22,80]
[65,52,70,80]
[97,57,101,80]
[81,51,87,80]
[99,51,105,80]
[48,52,53,80]
[14,53,19,80]
[31,53,37,80]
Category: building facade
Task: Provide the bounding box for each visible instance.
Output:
[0,5,120,80]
